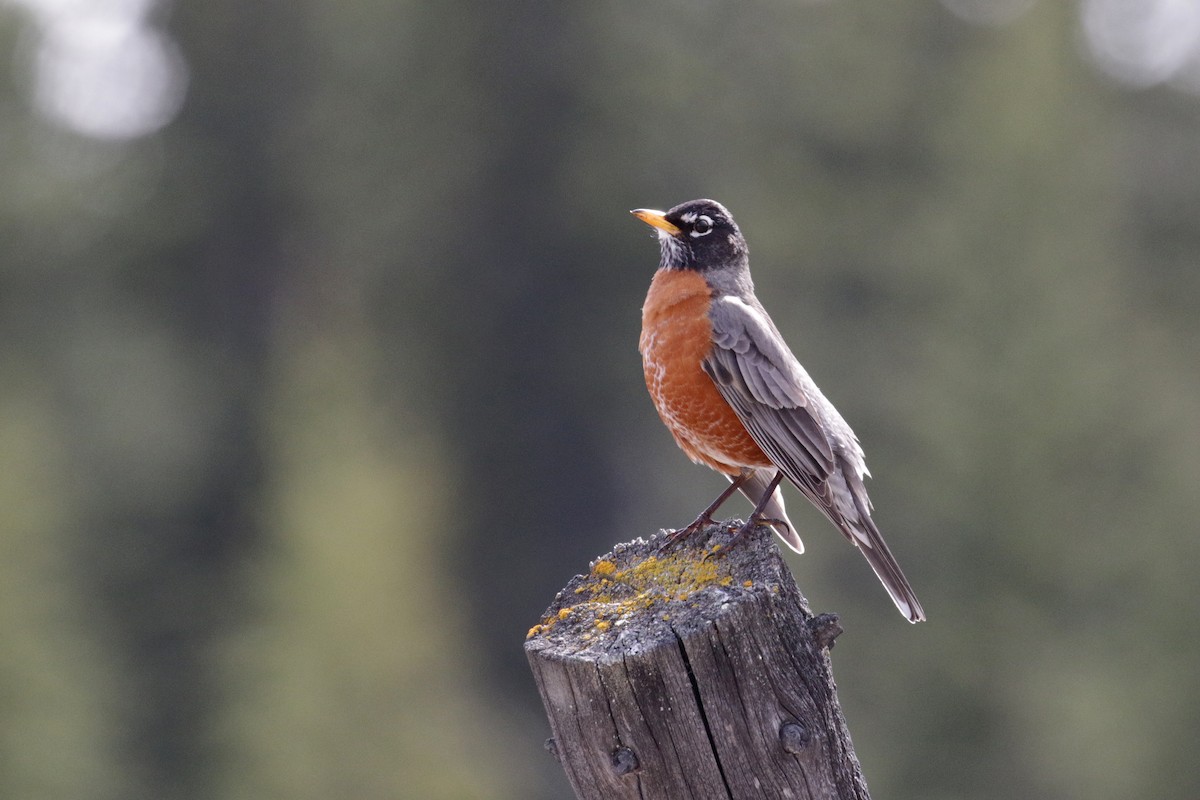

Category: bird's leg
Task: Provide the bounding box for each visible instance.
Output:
[660,472,750,550]
[729,470,787,544]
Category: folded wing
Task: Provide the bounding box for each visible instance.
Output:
[702,295,926,622]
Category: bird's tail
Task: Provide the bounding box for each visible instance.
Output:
[843,510,926,623]
[736,469,804,554]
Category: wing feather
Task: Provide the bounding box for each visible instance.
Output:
[704,297,836,486]
[703,295,926,622]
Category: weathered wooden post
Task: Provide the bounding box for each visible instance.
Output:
[525,523,871,800]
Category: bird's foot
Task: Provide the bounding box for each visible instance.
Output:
[657,512,716,554]
[695,516,785,562]
[729,514,785,545]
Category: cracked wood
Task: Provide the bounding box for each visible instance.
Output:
[525,523,871,800]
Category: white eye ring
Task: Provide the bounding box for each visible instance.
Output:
[690,215,714,237]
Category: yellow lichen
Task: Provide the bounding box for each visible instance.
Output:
[529,543,743,639]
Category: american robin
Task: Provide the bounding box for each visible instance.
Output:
[632,199,925,622]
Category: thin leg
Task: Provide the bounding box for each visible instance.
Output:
[661,472,751,549]
[729,470,786,544]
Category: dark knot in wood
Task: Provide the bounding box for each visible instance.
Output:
[611,746,640,776]
[809,612,844,650]
[780,721,811,754]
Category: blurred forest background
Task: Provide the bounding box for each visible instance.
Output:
[2,1,1199,798]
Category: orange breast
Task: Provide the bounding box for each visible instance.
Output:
[639,269,771,474]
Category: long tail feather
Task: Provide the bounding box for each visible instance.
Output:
[843,487,925,623]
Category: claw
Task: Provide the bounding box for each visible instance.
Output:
[657,512,715,554]
[729,514,783,545]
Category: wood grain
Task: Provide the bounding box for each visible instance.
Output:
[526,523,871,800]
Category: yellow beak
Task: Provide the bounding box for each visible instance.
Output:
[630,208,682,236]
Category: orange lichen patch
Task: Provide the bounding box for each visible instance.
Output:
[528,547,745,639]
[743,580,753,588]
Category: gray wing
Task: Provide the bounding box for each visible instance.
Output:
[703,294,926,623]
[702,295,839,501]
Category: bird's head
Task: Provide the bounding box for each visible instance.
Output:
[631,199,748,273]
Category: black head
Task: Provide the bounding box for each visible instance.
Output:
[630,199,748,272]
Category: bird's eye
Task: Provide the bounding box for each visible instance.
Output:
[691,215,714,237]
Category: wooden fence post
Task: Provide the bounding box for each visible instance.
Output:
[525,523,871,800]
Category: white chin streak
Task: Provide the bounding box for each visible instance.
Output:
[657,231,686,267]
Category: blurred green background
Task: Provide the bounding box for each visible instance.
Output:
[2,1,1199,798]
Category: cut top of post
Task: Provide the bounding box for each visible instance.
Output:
[526,524,807,662]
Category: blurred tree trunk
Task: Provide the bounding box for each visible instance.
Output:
[69,4,301,795]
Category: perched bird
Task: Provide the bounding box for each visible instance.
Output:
[632,199,925,622]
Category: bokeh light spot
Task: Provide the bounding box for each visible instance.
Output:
[11,0,188,140]
[1082,0,1200,87]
